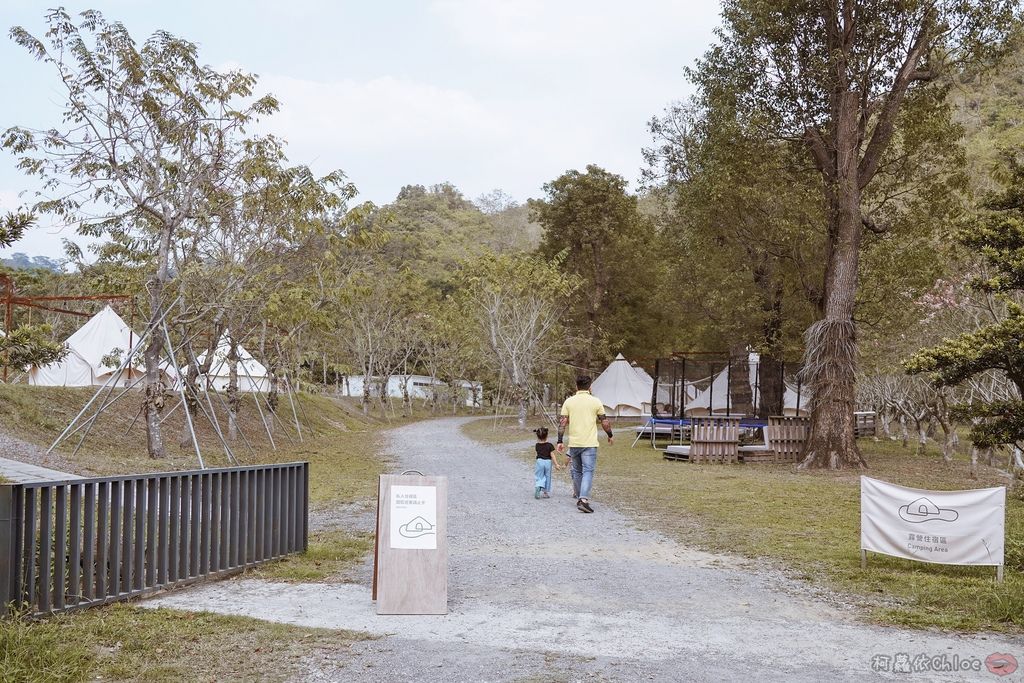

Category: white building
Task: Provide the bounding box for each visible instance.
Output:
[341,374,482,407]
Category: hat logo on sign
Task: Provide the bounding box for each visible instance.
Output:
[898,496,959,523]
[398,516,436,539]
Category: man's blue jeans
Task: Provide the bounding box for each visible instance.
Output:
[568,447,597,499]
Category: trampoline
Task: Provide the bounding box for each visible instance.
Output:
[633,351,807,449]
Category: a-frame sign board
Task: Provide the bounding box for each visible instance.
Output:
[372,473,448,614]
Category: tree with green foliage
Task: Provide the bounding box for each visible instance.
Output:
[0,324,67,377]
[0,212,34,250]
[907,154,1024,453]
[4,9,282,457]
[531,165,665,368]
[0,213,68,377]
[679,0,1016,469]
[459,253,578,426]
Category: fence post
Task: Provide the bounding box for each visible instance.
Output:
[302,463,309,552]
[0,485,19,617]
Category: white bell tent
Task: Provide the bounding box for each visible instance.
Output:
[591,353,656,417]
[29,305,175,388]
[197,335,270,393]
[683,352,810,416]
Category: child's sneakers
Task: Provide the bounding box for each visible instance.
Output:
[535,486,542,499]
[541,490,550,498]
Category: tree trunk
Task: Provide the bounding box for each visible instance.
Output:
[143,227,173,459]
[799,91,867,470]
[227,339,240,442]
[728,348,754,416]
[143,333,167,459]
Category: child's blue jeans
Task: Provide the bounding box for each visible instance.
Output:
[534,458,553,492]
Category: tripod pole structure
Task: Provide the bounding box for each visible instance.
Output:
[161,320,204,469]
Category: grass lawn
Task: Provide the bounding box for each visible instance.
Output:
[459,414,537,445]
[586,435,1024,632]
[0,603,371,682]
[247,530,374,583]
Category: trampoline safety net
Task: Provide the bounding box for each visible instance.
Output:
[650,353,808,420]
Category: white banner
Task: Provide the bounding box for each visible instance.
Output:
[860,476,1005,567]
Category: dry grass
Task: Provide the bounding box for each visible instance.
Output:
[0,603,371,682]
[459,415,542,446]
[0,384,400,508]
[246,530,374,583]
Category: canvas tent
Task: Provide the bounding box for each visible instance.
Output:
[197,335,270,393]
[684,362,760,416]
[29,305,176,388]
[591,353,657,417]
[682,352,811,416]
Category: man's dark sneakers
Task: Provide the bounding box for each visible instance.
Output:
[577,498,594,513]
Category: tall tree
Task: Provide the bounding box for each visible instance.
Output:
[4,9,280,457]
[686,0,1016,468]
[531,165,665,368]
[459,253,578,426]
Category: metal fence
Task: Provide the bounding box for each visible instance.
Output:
[0,462,308,617]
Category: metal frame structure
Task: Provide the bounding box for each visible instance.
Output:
[0,273,131,381]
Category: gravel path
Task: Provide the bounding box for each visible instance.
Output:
[145,417,1023,682]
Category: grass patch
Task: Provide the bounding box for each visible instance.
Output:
[460,416,536,445]
[0,603,371,682]
[248,530,374,582]
[577,436,1023,632]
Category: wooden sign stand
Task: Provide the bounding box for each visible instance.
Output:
[372,473,448,614]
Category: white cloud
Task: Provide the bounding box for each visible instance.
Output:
[260,73,610,204]
[429,0,718,60]
[265,75,514,155]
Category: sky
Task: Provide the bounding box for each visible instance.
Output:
[0,0,722,258]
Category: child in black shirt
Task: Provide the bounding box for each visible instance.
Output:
[533,426,561,499]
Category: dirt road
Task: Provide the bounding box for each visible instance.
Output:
[145,417,1023,682]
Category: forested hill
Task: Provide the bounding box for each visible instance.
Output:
[373,183,540,286]
[952,39,1024,192]
[1,253,62,272]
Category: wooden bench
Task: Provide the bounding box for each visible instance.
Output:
[766,416,810,463]
[663,444,690,461]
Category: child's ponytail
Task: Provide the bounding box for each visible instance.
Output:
[533,426,549,440]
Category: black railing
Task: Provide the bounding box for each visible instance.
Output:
[0,462,308,617]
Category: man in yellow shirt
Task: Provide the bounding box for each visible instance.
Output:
[556,375,613,513]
